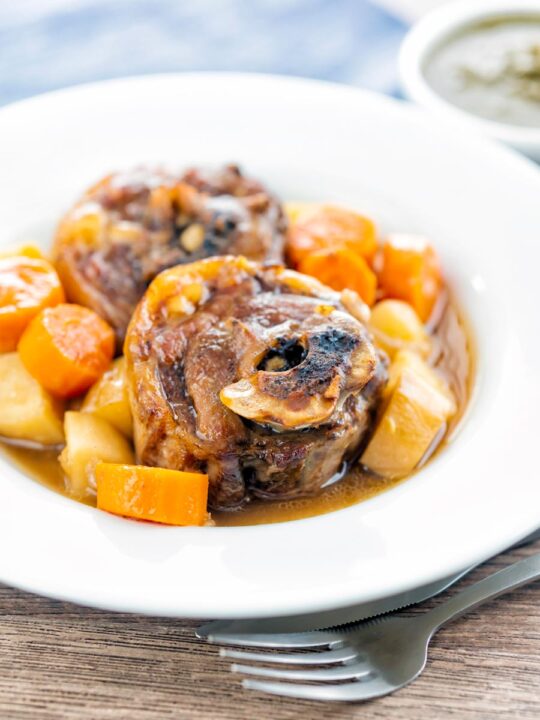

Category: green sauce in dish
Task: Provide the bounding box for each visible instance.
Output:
[425,16,540,128]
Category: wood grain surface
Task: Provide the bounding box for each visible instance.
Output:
[0,541,538,720]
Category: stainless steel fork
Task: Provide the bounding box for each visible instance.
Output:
[213,553,540,702]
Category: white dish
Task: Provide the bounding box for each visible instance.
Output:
[400,0,540,161]
[0,73,539,619]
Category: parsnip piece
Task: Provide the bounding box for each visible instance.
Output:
[59,411,134,499]
[361,352,456,478]
[369,300,430,359]
[81,357,132,438]
[0,352,64,445]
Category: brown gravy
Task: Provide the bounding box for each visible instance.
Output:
[0,299,473,527]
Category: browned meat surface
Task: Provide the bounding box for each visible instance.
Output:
[52,165,286,345]
[125,256,387,510]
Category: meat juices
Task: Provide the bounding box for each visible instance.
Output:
[53,165,286,346]
[125,256,388,510]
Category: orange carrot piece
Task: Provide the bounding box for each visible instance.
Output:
[0,256,64,352]
[18,303,115,398]
[286,206,377,268]
[96,463,209,526]
[299,248,377,306]
[377,234,443,322]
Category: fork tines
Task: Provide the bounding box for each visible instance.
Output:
[203,626,390,702]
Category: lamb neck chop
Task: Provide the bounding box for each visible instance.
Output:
[124,256,387,510]
[53,165,286,345]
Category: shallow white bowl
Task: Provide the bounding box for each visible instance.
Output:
[0,73,539,619]
[400,0,540,161]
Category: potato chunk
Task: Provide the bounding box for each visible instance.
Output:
[284,202,318,224]
[0,352,64,445]
[361,352,456,478]
[59,411,134,499]
[0,245,44,260]
[386,350,456,409]
[369,300,430,359]
[81,357,132,438]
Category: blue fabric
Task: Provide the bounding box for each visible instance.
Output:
[0,0,407,106]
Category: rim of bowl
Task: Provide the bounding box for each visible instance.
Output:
[399,0,540,150]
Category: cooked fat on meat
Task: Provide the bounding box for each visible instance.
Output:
[124,256,388,510]
[52,165,286,345]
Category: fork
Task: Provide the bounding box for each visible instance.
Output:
[211,552,540,702]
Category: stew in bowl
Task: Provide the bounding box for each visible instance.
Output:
[0,163,472,527]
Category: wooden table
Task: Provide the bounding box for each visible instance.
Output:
[0,541,538,719]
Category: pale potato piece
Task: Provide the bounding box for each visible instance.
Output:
[59,411,134,499]
[81,357,132,438]
[387,350,456,412]
[361,353,456,478]
[283,202,319,225]
[369,300,430,359]
[0,244,44,260]
[0,352,64,445]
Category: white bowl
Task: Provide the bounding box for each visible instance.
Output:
[0,73,539,619]
[400,0,540,161]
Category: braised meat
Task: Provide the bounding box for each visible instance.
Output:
[53,165,286,345]
[124,256,387,510]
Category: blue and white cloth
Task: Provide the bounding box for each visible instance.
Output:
[0,0,415,106]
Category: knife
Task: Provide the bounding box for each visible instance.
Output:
[197,528,540,637]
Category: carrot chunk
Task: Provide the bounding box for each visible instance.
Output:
[286,205,377,268]
[377,234,443,322]
[96,463,209,526]
[0,256,65,352]
[299,248,377,306]
[18,303,115,398]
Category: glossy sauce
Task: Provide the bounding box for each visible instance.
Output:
[1,297,473,527]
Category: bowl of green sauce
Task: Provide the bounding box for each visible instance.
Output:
[400,0,540,160]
